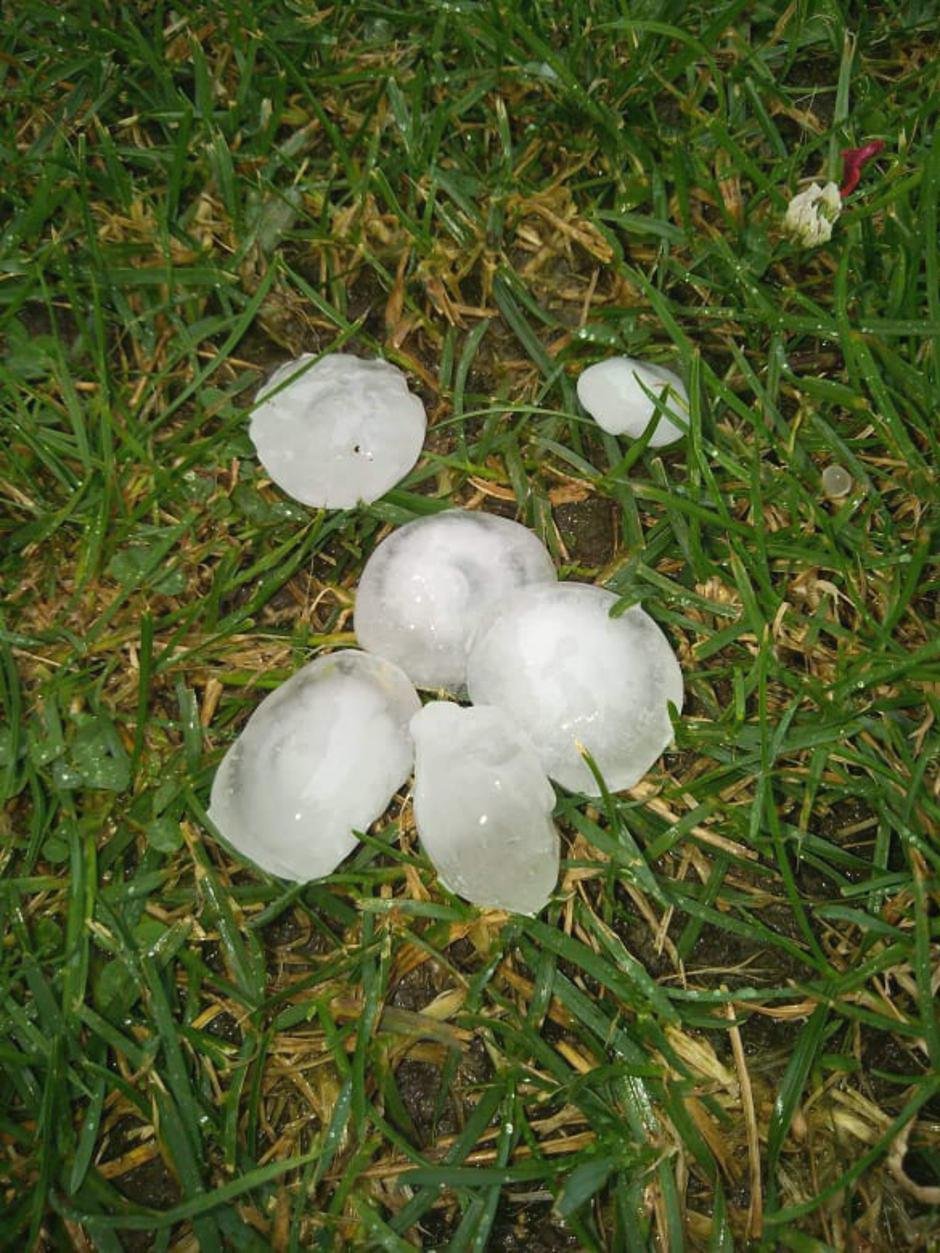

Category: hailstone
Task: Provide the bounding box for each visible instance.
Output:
[466,583,683,795]
[822,463,852,499]
[249,353,426,508]
[209,650,420,880]
[577,355,688,445]
[354,510,557,691]
[410,701,559,915]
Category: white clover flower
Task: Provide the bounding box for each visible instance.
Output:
[784,181,842,247]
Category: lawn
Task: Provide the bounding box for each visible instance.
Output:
[1,1,938,1249]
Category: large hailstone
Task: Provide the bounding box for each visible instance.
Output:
[467,583,683,795]
[354,510,557,692]
[209,651,420,881]
[410,702,559,915]
[249,353,426,508]
[577,356,688,445]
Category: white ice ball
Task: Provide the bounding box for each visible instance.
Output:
[466,583,683,795]
[208,650,420,881]
[249,353,426,508]
[577,355,688,445]
[354,510,557,692]
[410,701,559,915]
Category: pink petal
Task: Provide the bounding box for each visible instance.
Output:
[840,140,886,196]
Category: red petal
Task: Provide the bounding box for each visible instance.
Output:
[840,140,886,196]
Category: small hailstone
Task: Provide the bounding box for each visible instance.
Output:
[354,510,557,692]
[410,702,559,915]
[783,181,842,247]
[467,583,683,796]
[208,651,420,881]
[249,353,426,509]
[577,356,688,445]
[822,463,852,498]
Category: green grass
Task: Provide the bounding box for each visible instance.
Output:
[1,1,938,1248]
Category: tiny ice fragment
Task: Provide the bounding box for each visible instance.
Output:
[410,701,559,915]
[577,355,688,445]
[208,651,420,881]
[467,583,683,795]
[354,510,557,691]
[249,353,426,509]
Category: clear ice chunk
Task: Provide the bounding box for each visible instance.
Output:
[208,650,420,881]
[354,510,557,692]
[410,701,559,915]
[577,355,688,445]
[249,353,426,508]
[466,583,683,795]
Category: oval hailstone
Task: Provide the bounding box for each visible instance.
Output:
[822,463,852,499]
[354,510,557,691]
[410,702,559,915]
[577,355,688,445]
[208,651,420,881]
[249,353,426,508]
[467,583,683,796]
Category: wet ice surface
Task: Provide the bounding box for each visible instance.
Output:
[209,651,420,881]
[410,702,559,914]
[577,356,688,445]
[822,463,852,498]
[354,510,557,691]
[467,583,683,795]
[249,353,426,508]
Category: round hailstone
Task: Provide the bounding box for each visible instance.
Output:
[249,353,426,509]
[208,651,420,881]
[821,463,852,499]
[354,510,557,692]
[577,355,688,445]
[466,583,683,795]
[410,701,559,915]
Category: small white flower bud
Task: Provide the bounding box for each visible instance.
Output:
[784,181,842,247]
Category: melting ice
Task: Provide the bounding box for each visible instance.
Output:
[466,583,683,795]
[209,650,420,881]
[410,701,559,915]
[577,355,688,445]
[354,509,557,691]
[249,353,426,508]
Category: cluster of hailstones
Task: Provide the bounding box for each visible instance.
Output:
[209,352,687,915]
